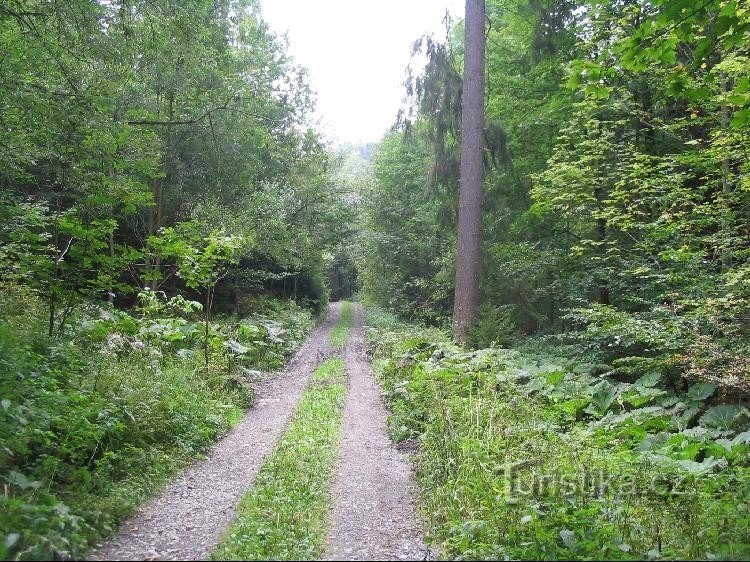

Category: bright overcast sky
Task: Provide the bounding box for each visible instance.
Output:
[261,0,464,145]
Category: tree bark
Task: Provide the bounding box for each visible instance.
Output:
[721,74,732,272]
[452,0,485,343]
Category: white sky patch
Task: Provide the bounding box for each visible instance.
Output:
[261,0,464,145]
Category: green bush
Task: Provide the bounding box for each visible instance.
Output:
[468,303,517,348]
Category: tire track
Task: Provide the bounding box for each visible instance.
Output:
[322,303,428,561]
[88,303,341,561]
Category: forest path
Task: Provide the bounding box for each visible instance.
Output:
[322,304,428,561]
[88,303,341,561]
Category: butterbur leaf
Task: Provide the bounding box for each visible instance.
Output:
[676,457,722,473]
[6,470,42,490]
[635,371,661,388]
[699,405,749,429]
[589,381,617,414]
[681,426,716,440]
[687,382,716,401]
[545,370,565,385]
[719,430,750,449]
[224,339,249,356]
[560,529,577,548]
[638,432,671,451]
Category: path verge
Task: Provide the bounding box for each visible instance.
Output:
[87,303,340,561]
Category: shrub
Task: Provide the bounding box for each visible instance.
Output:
[0,286,313,560]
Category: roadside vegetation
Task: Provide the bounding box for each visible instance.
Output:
[0,1,353,559]
[0,285,313,561]
[2,0,749,558]
[366,306,750,560]
[356,1,750,556]
[212,357,347,561]
[360,0,750,390]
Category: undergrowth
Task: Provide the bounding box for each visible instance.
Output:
[212,358,346,560]
[0,284,313,560]
[366,305,750,560]
[330,301,354,348]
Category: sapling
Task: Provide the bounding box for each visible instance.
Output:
[148,222,243,367]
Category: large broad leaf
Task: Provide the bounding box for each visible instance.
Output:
[545,370,566,385]
[638,432,671,452]
[687,382,716,401]
[623,387,666,408]
[223,339,249,356]
[716,430,750,450]
[676,456,724,474]
[559,529,577,548]
[699,405,750,429]
[680,426,720,441]
[608,406,667,425]
[634,371,661,388]
[730,108,750,128]
[5,470,42,490]
[586,381,617,416]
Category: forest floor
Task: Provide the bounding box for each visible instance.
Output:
[88,302,426,561]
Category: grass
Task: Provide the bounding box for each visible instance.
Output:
[365,306,750,561]
[212,358,347,560]
[330,301,354,348]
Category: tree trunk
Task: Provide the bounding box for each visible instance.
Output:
[721,74,732,272]
[452,0,485,343]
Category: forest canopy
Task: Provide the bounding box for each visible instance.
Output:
[0,0,354,320]
[359,0,750,390]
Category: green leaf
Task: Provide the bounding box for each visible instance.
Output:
[224,339,250,356]
[545,370,565,385]
[687,382,716,401]
[560,529,577,548]
[717,430,750,450]
[6,470,42,490]
[591,381,617,414]
[676,456,723,474]
[635,371,661,388]
[699,405,749,429]
[730,108,750,128]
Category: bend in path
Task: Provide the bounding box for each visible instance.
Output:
[323,303,428,561]
[88,303,341,561]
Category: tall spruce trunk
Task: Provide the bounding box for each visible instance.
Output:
[452,0,485,343]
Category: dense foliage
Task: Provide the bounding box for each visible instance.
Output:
[2,0,749,559]
[0,1,341,558]
[367,307,750,560]
[0,0,349,315]
[0,285,313,560]
[360,0,750,390]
